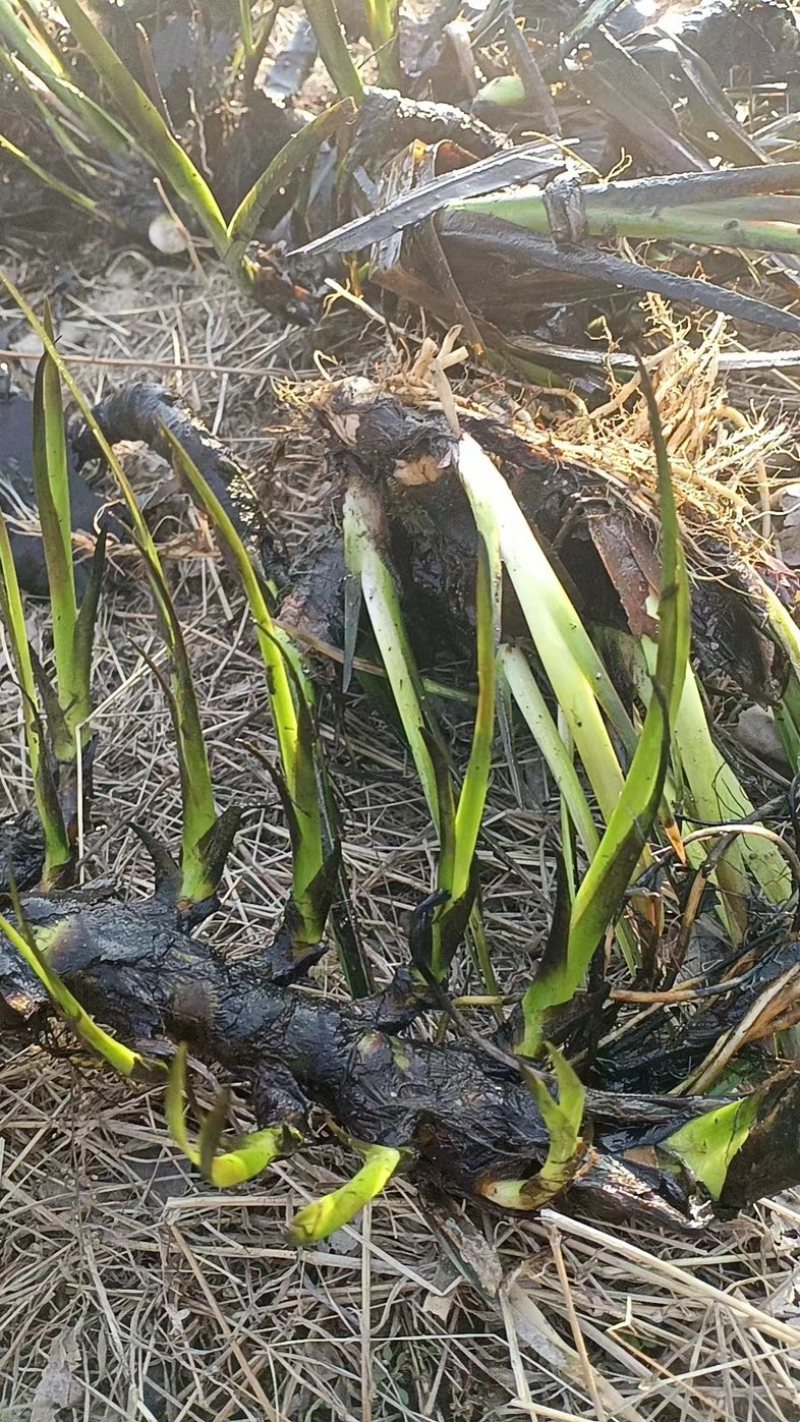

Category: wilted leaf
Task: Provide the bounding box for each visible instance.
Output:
[31,1329,82,1422]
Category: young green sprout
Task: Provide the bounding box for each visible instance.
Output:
[517,364,691,1056]
[0,277,237,917]
[479,1047,586,1211]
[0,510,73,886]
[0,891,162,1081]
[290,1143,404,1245]
[162,429,369,985]
[343,477,496,981]
[166,1044,300,1188]
[0,311,105,887]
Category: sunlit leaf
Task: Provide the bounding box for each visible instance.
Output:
[456,433,633,824]
[518,366,691,1054]
[663,1095,758,1200]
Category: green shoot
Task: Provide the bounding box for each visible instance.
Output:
[480,1047,586,1209]
[32,308,85,748]
[428,540,497,981]
[363,0,401,88]
[301,0,364,104]
[136,547,235,913]
[228,99,356,272]
[290,1144,403,1244]
[450,543,496,905]
[165,1043,299,1187]
[455,433,635,826]
[0,2,132,155]
[0,130,109,220]
[518,367,691,1055]
[0,275,233,912]
[663,1094,758,1200]
[164,430,331,951]
[343,478,442,827]
[238,0,255,58]
[0,905,162,1079]
[343,477,490,980]
[498,643,600,860]
[640,648,791,920]
[54,0,230,258]
[0,514,71,884]
[752,575,800,771]
[473,75,527,108]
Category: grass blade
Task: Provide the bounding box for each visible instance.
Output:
[519,367,691,1053]
[163,429,330,947]
[0,130,109,219]
[343,477,442,827]
[0,1,132,154]
[455,433,633,824]
[227,99,355,267]
[0,513,71,882]
[301,0,364,103]
[55,0,229,256]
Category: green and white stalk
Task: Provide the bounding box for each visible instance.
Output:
[518,368,692,1055]
[0,276,236,914]
[451,182,800,260]
[344,479,443,826]
[455,432,635,824]
[165,432,334,956]
[0,514,71,884]
[301,0,364,104]
[344,478,495,979]
[498,643,600,861]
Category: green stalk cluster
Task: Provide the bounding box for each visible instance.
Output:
[0,0,357,287]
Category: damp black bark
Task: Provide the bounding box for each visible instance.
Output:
[2,878,800,1224]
